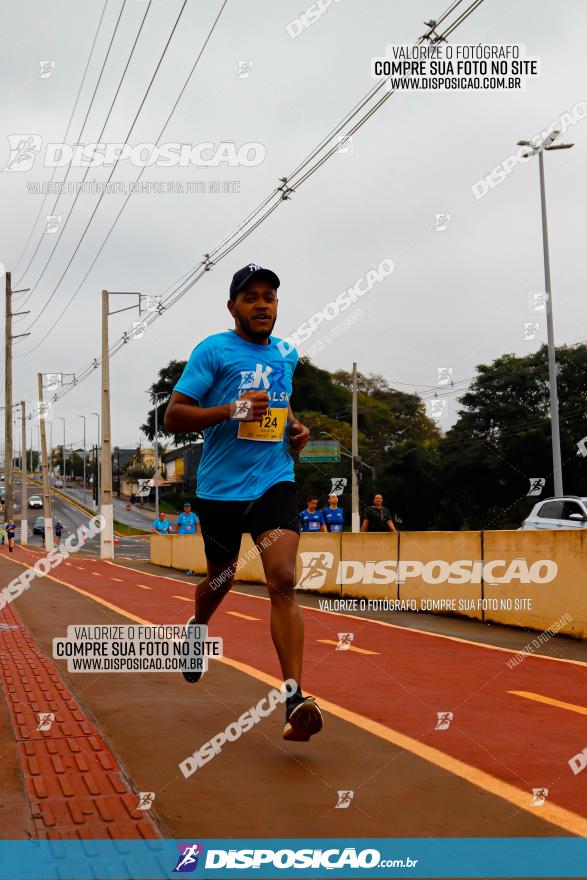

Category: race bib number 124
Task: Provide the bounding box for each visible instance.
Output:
[237,407,288,442]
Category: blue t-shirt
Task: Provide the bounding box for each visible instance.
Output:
[299,509,325,532]
[174,331,298,501]
[177,512,199,534]
[322,507,344,532]
[152,518,171,534]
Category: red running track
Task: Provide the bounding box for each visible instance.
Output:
[5,545,587,829]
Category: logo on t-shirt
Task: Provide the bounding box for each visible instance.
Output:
[239,363,272,391]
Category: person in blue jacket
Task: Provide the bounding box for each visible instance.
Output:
[321,494,344,532]
[299,497,327,533]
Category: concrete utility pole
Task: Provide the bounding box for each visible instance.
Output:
[351,362,359,533]
[99,288,142,557]
[101,290,114,559]
[37,374,53,550]
[20,401,27,544]
[5,273,13,520]
[4,272,30,520]
[516,129,574,496]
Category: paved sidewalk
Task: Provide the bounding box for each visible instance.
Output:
[0,596,162,840]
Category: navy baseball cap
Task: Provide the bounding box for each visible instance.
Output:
[229,263,280,299]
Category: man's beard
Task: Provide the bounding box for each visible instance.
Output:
[235,309,276,342]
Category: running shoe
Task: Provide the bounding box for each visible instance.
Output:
[181,616,204,684]
[283,695,323,741]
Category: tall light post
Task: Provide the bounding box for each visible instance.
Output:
[149,391,168,519]
[517,129,574,496]
[58,417,66,482]
[91,412,100,511]
[78,415,87,499]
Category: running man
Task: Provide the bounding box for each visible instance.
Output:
[55,520,64,546]
[164,263,323,742]
[6,519,16,553]
[176,502,201,535]
[321,494,344,533]
[361,493,396,532]
[152,511,172,534]
[299,496,327,533]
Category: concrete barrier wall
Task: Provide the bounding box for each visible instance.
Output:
[340,533,398,600]
[150,534,172,568]
[149,529,587,638]
[398,531,483,620]
[483,530,587,639]
[295,532,342,594]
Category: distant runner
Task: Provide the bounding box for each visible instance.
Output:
[299,496,327,533]
[176,503,201,535]
[151,512,172,534]
[55,520,64,546]
[361,493,397,533]
[165,263,323,742]
[6,519,16,553]
[322,494,344,533]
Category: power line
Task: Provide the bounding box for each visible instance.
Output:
[19,0,227,352]
[12,0,111,278]
[16,0,128,290]
[19,1,153,307]
[38,0,486,397]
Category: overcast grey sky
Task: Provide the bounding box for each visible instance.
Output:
[1,0,586,450]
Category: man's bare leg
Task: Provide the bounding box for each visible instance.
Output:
[193,556,238,624]
[258,529,303,685]
[258,528,322,741]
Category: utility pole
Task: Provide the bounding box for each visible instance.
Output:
[37,374,53,550]
[516,129,573,496]
[20,401,27,544]
[4,272,30,521]
[351,362,359,533]
[99,288,142,557]
[5,273,13,521]
[79,415,87,499]
[101,290,114,559]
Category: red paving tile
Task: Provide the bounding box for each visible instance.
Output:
[0,599,161,841]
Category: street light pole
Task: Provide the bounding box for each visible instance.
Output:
[78,415,87,499]
[150,391,168,520]
[351,362,359,532]
[91,412,100,511]
[517,129,573,496]
[20,401,27,544]
[59,417,66,482]
[37,374,53,551]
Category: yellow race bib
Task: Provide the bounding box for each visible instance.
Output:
[237,407,288,442]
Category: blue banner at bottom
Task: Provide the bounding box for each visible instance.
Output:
[0,838,585,879]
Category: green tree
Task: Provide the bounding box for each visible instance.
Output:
[437,344,587,529]
[142,360,201,446]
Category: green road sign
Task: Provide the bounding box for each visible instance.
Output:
[299,440,341,463]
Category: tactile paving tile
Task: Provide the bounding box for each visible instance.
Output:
[0,601,161,839]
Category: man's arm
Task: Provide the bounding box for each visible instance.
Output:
[164,390,269,433]
[386,520,397,533]
[361,518,369,533]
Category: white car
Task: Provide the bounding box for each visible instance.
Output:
[28,495,43,509]
[519,496,587,530]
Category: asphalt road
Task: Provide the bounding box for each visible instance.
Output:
[8,479,149,561]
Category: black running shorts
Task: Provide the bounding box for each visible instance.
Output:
[194,480,300,563]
